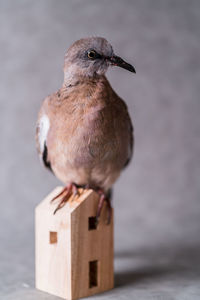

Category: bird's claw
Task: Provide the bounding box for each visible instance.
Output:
[51,184,112,223]
[96,191,112,226]
[51,183,79,214]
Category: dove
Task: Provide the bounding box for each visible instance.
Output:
[36,37,135,223]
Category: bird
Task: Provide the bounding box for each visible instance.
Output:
[36,37,135,224]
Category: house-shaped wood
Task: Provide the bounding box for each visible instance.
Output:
[35,186,114,299]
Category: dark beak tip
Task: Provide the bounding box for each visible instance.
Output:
[110,55,136,74]
[131,66,136,74]
[122,64,136,74]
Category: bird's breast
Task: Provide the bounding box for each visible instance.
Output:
[48,101,121,169]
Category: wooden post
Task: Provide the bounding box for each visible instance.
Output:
[35,186,114,300]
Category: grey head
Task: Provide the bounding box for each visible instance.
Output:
[63,37,135,82]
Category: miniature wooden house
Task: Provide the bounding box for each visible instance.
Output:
[35,186,114,300]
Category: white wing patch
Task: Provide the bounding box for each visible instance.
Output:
[38,114,50,153]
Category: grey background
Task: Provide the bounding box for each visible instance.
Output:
[1,0,200,299]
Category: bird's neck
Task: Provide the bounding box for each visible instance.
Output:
[63,62,107,87]
[63,72,104,89]
[60,74,112,104]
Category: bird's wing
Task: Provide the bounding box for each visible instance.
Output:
[35,96,52,171]
[112,90,134,169]
[123,111,134,169]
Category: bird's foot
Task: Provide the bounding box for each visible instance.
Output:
[96,189,112,226]
[51,183,79,214]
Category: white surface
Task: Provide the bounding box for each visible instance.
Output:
[38,114,50,153]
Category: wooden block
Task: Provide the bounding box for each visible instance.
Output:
[35,186,114,300]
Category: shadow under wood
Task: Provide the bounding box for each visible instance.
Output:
[115,265,178,288]
[115,243,200,288]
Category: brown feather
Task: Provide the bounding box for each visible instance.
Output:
[36,75,133,191]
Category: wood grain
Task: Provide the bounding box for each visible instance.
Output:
[35,186,114,300]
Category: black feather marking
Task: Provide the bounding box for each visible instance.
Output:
[106,188,113,200]
[123,157,131,168]
[42,142,53,172]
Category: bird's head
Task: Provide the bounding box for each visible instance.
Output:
[63,37,136,83]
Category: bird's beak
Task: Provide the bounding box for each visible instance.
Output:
[108,55,136,73]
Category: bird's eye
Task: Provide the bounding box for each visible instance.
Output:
[87,50,96,59]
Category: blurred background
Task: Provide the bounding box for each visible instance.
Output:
[1,0,200,299]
